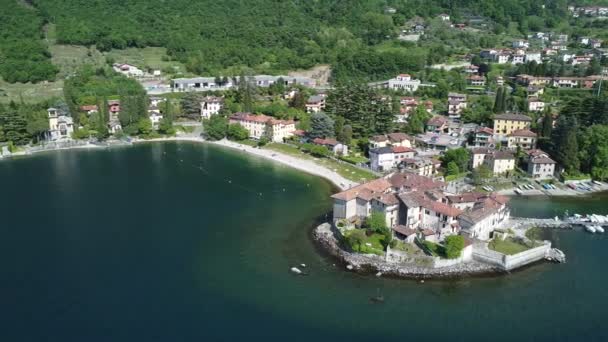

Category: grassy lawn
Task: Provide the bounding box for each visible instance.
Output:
[263,143,376,183]
[344,230,385,256]
[392,240,424,256]
[0,78,64,104]
[339,155,369,164]
[488,237,540,255]
[49,44,105,78]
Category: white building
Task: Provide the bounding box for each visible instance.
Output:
[112,63,144,77]
[369,146,417,172]
[149,111,163,129]
[387,74,422,92]
[48,108,74,141]
[200,96,224,119]
[526,150,556,179]
[525,51,542,64]
[305,94,326,113]
[528,97,545,112]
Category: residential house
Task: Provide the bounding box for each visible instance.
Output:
[507,129,537,150]
[229,112,295,142]
[305,94,326,113]
[386,74,422,92]
[525,149,556,179]
[492,113,532,139]
[426,115,449,133]
[200,96,224,119]
[438,13,450,21]
[464,65,479,74]
[79,105,98,115]
[149,110,163,129]
[467,75,486,87]
[447,93,467,119]
[415,132,463,151]
[528,97,545,112]
[312,138,348,156]
[369,133,413,149]
[149,97,164,108]
[472,127,495,147]
[512,53,526,64]
[526,86,544,98]
[495,52,511,64]
[456,194,510,240]
[47,108,74,141]
[483,151,516,175]
[525,51,542,64]
[496,76,505,86]
[469,148,493,169]
[512,40,530,49]
[369,146,416,172]
[400,157,437,177]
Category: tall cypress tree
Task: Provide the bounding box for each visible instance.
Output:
[552,115,580,174]
[493,87,504,113]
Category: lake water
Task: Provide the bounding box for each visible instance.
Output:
[0,142,607,342]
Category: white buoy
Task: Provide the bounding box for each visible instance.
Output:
[290,267,302,274]
[346,264,354,270]
[376,272,382,277]
[300,263,306,268]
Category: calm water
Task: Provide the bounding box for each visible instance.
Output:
[0,142,607,342]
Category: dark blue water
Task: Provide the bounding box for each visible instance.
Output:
[0,142,606,341]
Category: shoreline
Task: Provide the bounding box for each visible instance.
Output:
[134,137,357,190]
[312,222,504,279]
[3,136,358,191]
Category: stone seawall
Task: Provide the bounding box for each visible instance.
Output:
[313,223,502,279]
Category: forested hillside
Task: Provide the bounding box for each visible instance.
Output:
[2,0,608,83]
[0,0,58,83]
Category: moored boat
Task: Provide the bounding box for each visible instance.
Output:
[585,225,597,233]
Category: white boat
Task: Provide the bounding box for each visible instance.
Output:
[514,189,523,195]
[593,180,602,186]
[595,226,605,233]
[585,225,597,233]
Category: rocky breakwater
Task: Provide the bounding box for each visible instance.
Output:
[313,223,502,279]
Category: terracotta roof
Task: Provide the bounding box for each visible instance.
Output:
[371,135,389,142]
[313,138,339,146]
[490,151,515,160]
[375,193,400,206]
[493,113,532,121]
[509,129,537,138]
[387,172,444,191]
[392,146,416,154]
[230,112,294,125]
[476,127,494,135]
[393,225,417,236]
[427,116,448,127]
[447,192,486,204]
[331,178,392,201]
[387,132,412,142]
[80,105,98,111]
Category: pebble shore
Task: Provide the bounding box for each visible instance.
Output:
[313,223,501,279]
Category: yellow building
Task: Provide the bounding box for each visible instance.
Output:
[493,113,532,139]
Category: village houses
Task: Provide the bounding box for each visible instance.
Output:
[369,145,417,172]
[369,133,414,149]
[331,172,510,241]
[305,94,326,113]
[385,74,422,92]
